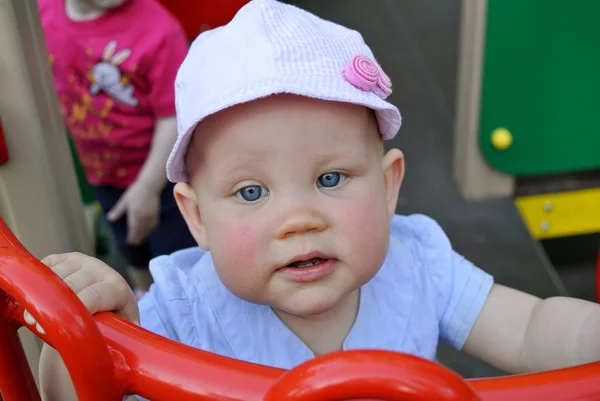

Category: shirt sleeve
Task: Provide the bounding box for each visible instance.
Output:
[411,214,494,350]
[146,26,189,117]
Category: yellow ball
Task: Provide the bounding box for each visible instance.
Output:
[491,128,513,150]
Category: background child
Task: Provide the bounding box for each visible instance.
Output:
[37,0,197,295]
[34,1,600,400]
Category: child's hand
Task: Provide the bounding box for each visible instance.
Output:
[24,253,140,332]
[107,181,161,246]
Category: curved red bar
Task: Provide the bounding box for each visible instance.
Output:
[263,350,480,401]
[94,313,283,400]
[469,361,600,401]
[0,297,41,401]
[2,216,600,401]
[0,222,121,401]
[0,119,9,165]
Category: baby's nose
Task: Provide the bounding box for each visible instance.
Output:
[273,208,327,240]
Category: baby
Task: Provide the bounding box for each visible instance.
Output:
[37,1,600,400]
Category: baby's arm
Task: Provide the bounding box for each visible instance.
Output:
[463,283,600,373]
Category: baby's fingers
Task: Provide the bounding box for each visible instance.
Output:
[41,252,88,279]
[77,283,112,316]
[78,280,139,324]
[40,253,70,268]
[62,269,102,295]
[20,280,138,337]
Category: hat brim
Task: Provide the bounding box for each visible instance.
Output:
[167,75,402,182]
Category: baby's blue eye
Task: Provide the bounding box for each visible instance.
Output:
[318,172,342,188]
[236,185,267,202]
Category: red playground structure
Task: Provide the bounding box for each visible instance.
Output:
[158,0,252,41]
[2,218,600,400]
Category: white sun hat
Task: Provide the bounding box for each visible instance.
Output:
[166,0,402,182]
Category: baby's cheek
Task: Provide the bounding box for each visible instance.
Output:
[335,196,389,255]
[214,219,261,265]
[211,218,268,301]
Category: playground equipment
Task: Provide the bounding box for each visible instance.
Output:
[158,0,251,41]
[2,218,600,401]
[0,120,8,166]
[453,0,600,311]
[455,0,600,240]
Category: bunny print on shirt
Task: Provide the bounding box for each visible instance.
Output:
[90,41,139,107]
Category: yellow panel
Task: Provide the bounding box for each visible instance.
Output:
[515,188,600,239]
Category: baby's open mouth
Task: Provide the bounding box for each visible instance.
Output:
[286,257,328,268]
[278,254,337,281]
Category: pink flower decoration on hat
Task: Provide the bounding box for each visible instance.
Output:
[343,56,379,91]
[374,69,392,98]
[343,55,392,99]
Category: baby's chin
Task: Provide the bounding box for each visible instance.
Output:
[271,288,359,319]
[274,301,337,318]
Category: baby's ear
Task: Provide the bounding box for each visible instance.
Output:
[382,148,405,219]
[173,183,209,250]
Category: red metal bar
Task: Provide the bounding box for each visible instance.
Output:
[469,361,600,401]
[0,119,9,165]
[95,313,282,401]
[2,216,600,401]
[0,291,41,401]
[157,0,251,41]
[262,350,480,401]
[0,223,122,401]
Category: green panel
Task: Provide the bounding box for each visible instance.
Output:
[67,134,96,205]
[479,1,600,176]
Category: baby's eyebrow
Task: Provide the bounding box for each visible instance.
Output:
[312,150,371,164]
[219,153,268,176]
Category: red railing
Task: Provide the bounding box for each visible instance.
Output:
[0,118,9,166]
[157,0,251,41]
[1,217,600,401]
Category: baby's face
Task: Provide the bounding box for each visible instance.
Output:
[178,95,404,319]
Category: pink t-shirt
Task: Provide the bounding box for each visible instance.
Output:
[38,0,188,188]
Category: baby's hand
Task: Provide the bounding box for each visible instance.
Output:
[24,253,140,334]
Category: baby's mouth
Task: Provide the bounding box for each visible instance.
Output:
[286,257,328,268]
[277,254,337,281]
